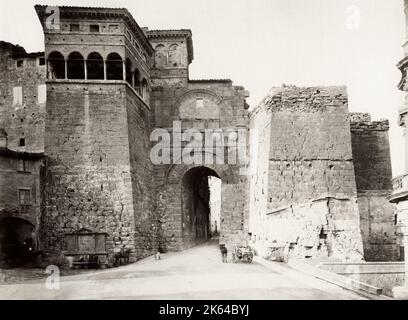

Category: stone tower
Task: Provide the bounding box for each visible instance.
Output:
[146,29,251,251]
[249,86,365,261]
[147,29,193,85]
[35,5,157,261]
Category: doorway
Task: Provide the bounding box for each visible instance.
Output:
[181,166,221,247]
[0,217,35,267]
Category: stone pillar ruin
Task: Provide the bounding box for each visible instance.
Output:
[249,86,364,262]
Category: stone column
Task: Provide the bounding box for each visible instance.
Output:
[84,60,87,80]
[103,60,107,80]
[131,71,135,87]
[64,59,67,79]
[404,127,408,173]
[398,105,408,171]
[46,59,49,79]
[122,61,126,81]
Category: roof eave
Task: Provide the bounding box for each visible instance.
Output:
[34,5,154,57]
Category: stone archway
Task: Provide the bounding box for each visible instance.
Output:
[181,166,221,247]
[0,217,35,266]
[158,158,248,252]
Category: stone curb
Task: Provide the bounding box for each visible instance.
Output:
[288,260,384,296]
[254,256,390,300]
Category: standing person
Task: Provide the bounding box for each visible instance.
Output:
[219,244,228,263]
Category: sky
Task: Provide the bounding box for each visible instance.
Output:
[0,0,406,176]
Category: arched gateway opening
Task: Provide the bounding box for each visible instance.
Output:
[0,217,35,267]
[181,167,221,246]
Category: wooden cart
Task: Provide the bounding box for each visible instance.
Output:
[232,245,254,263]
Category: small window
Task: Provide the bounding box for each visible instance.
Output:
[17,159,30,173]
[39,57,45,66]
[18,189,31,205]
[90,25,100,33]
[19,138,25,147]
[196,98,204,108]
[16,60,24,68]
[70,24,80,32]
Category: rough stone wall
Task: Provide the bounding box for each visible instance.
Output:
[350,113,392,190]
[249,86,364,261]
[350,113,398,261]
[248,101,271,239]
[358,191,398,261]
[41,83,138,260]
[0,41,46,153]
[125,87,157,258]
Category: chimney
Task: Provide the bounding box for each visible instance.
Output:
[0,128,7,148]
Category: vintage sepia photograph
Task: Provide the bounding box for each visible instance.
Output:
[0,0,408,306]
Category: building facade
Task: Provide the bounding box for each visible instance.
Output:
[390,0,408,262]
[0,40,46,265]
[0,129,44,265]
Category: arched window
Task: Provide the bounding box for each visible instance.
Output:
[142,78,148,98]
[154,44,167,68]
[125,58,133,85]
[67,52,85,79]
[168,44,180,67]
[86,52,104,80]
[48,51,65,79]
[106,53,123,80]
[134,68,141,95]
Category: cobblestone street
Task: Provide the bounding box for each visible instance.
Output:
[0,240,366,300]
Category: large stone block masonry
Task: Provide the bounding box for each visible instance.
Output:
[249,86,365,262]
